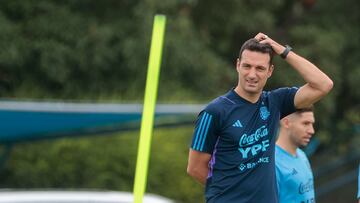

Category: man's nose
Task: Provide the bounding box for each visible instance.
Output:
[248,68,257,78]
[308,125,315,135]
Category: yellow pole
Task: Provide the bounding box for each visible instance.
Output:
[133,15,166,203]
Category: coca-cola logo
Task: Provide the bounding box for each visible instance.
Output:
[299,179,314,194]
[239,125,268,147]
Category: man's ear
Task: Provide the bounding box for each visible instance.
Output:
[281,117,290,128]
[236,58,241,72]
[268,64,274,78]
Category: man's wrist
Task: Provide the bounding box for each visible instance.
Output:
[280,45,292,59]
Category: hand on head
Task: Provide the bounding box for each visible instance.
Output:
[254,32,269,42]
[254,32,285,55]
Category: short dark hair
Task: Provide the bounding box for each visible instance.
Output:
[238,38,274,65]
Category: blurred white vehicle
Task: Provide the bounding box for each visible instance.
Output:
[0,190,175,203]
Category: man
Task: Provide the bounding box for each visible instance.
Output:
[275,108,316,203]
[187,32,333,203]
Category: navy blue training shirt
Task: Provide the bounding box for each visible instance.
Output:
[191,87,298,203]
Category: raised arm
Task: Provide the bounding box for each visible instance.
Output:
[255,33,333,108]
[187,149,211,185]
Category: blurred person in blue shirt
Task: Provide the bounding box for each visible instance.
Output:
[276,107,315,203]
[358,164,360,203]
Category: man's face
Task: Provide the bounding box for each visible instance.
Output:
[288,112,315,147]
[236,50,273,95]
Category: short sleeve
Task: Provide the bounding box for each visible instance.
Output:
[271,87,298,119]
[190,106,220,154]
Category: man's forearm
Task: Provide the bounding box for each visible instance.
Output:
[187,149,211,185]
[255,32,333,95]
[188,166,209,185]
[255,32,333,107]
[285,51,333,94]
[268,38,333,94]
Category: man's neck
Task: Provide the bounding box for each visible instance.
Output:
[276,133,298,156]
[234,86,261,103]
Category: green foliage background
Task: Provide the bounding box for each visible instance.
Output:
[1,127,204,202]
[0,0,359,202]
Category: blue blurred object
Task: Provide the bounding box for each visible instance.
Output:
[0,100,204,143]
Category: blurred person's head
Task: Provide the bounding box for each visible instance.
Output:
[278,107,315,150]
[236,39,275,98]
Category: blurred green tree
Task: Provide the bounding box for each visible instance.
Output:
[0,0,359,202]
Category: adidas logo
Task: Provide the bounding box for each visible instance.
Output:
[291,168,298,175]
[232,120,243,128]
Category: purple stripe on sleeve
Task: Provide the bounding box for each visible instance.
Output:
[208,137,220,178]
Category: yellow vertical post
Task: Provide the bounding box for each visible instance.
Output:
[133,15,166,203]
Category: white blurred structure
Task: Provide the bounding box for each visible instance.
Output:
[0,190,175,203]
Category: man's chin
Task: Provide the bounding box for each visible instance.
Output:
[244,88,261,94]
[300,142,309,148]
